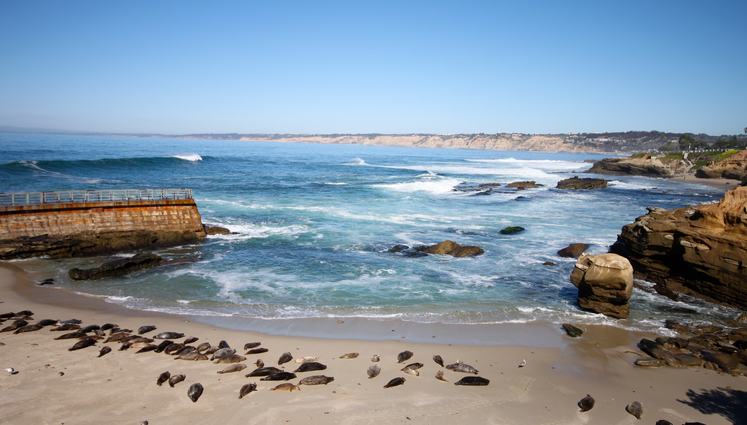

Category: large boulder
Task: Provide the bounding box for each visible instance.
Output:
[556,176,608,190]
[69,253,164,280]
[557,243,590,258]
[415,240,484,257]
[611,187,747,308]
[570,253,634,319]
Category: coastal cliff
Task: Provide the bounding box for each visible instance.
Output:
[696,149,747,181]
[611,187,747,308]
[588,154,689,177]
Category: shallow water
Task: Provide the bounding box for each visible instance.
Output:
[0,132,738,338]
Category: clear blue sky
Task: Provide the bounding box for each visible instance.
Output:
[1,1,745,135]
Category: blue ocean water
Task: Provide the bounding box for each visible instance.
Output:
[0,132,737,335]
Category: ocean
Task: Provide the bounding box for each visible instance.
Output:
[0,132,737,341]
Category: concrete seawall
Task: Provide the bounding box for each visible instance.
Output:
[0,192,207,259]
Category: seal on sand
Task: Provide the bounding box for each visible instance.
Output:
[187,383,203,402]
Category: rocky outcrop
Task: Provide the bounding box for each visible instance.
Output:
[499,226,525,235]
[589,155,685,177]
[611,187,747,308]
[556,176,608,190]
[570,253,634,319]
[389,241,484,257]
[69,253,163,280]
[557,243,590,258]
[695,150,747,181]
[203,225,231,235]
[506,181,544,190]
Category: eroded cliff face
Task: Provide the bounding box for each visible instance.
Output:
[611,187,747,308]
[696,150,747,181]
[588,154,690,177]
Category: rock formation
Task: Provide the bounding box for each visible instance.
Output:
[417,240,484,257]
[556,176,608,190]
[557,243,590,258]
[570,253,634,319]
[499,226,525,235]
[611,187,747,308]
[589,155,687,177]
[695,149,747,181]
[69,253,164,280]
[203,225,231,235]
[506,181,544,190]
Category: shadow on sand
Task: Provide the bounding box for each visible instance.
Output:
[678,387,747,425]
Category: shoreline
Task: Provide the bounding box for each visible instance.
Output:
[2,263,745,424]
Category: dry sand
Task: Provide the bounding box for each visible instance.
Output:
[1,264,745,425]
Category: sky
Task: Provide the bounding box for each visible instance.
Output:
[0,0,745,135]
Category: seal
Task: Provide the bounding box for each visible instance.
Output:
[100,323,117,331]
[433,355,444,367]
[69,337,97,351]
[243,342,261,350]
[55,330,86,340]
[154,340,174,353]
[367,365,380,379]
[137,325,157,335]
[245,366,281,377]
[260,371,297,381]
[1,320,28,332]
[37,319,58,327]
[80,325,101,333]
[578,394,595,412]
[454,376,489,386]
[294,362,327,373]
[401,363,423,376]
[445,362,478,374]
[370,354,380,362]
[51,323,81,332]
[187,383,204,402]
[339,352,359,359]
[397,351,413,363]
[176,352,208,361]
[214,354,246,364]
[168,374,186,387]
[435,370,447,382]
[299,375,334,385]
[625,401,643,419]
[217,364,247,374]
[136,344,158,354]
[105,332,129,343]
[184,337,198,344]
[164,343,185,355]
[98,346,112,357]
[384,377,405,388]
[270,383,300,392]
[196,342,211,354]
[246,347,268,355]
[254,359,264,368]
[14,323,44,334]
[211,347,236,360]
[154,332,184,339]
[278,352,293,365]
[218,340,230,349]
[157,371,171,386]
[239,383,257,399]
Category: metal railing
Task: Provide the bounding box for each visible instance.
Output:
[0,188,193,207]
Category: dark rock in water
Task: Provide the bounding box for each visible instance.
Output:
[542,261,557,266]
[454,376,489,386]
[506,181,544,190]
[38,278,55,286]
[203,224,231,235]
[611,187,747,309]
[388,244,410,253]
[577,394,595,412]
[68,253,163,280]
[561,324,584,338]
[499,226,525,235]
[634,358,663,368]
[570,253,634,319]
[557,243,590,258]
[187,383,203,402]
[453,182,502,194]
[415,240,484,257]
[556,176,608,190]
[384,377,405,388]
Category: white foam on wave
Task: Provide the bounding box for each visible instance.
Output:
[373,177,463,195]
[207,222,309,241]
[323,182,348,186]
[347,157,367,166]
[173,153,203,161]
[466,157,590,172]
[608,180,657,190]
[18,160,104,184]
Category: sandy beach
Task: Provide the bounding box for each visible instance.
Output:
[0,264,744,425]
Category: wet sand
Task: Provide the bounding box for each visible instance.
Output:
[1,263,745,425]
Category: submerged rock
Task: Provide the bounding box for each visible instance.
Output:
[556,176,608,190]
[570,253,633,319]
[415,240,484,257]
[506,181,544,190]
[68,253,163,280]
[557,243,589,258]
[203,224,231,235]
[499,226,525,235]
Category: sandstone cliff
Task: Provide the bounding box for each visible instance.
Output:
[611,187,747,308]
[695,150,747,181]
[589,154,691,177]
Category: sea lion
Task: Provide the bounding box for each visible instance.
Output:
[246,347,268,355]
[435,370,447,382]
[122,336,153,344]
[98,346,112,357]
[384,377,405,388]
[51,323,80,331]
[154,340,174,353]
[168,374,186,387]
[299,375,334,385]
[176,352,208,361]
[433,355,444,367]
[211,347,236,360]
[105,332,129,342]
[14,323,44,334]
[16,310,33,317]
[214,354,246,364]
[246,366,282,377]
[278,352,293,365]
[367,365,381,378]
[260,371,297,381]
[164,343,185,355]
[626,401,643,420]
[184,337,198,344]
[255,359,264,368]
[59,318,82,325]
[154,332,184,339]
[218,340,230,349]
[397,351,413,363]
[1,319,28,332]
[243,342,261,350]
[445,362,478,374]
[270,383,300,392]
[239,383,257,399]
[0,312,15,320]
[217,364,247,374]
[157,371,171,386]
[137,325,156,335]
[187,383,203,402]
[136,344,158,354]
[100,323,117,331]
[454,376,489,386]
[80,325,101,333]
[175,346,196,356]
[294,362,327,373]
[401,362,423,376]
[339,352,359,359]
[55,330,86,340]
[204,346,219,355]
[69,337,97,351]
[371,354,380,362]
[37,319,58,327]
[578,394,595,412]
[196,342,211,354]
